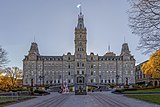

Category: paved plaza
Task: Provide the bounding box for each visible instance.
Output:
[7,91,160,107]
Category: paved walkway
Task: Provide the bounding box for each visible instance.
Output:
[6,92,61,107]
[6,91,160,107]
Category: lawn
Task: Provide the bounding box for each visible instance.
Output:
[0,96,36,106]
[124,88,160,93]
[126,94,160,105]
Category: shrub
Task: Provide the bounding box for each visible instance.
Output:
[114,89,125,93]
[34,90,50,95]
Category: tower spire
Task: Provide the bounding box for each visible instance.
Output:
[76,4,85,29]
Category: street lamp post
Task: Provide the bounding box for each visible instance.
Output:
[39,76,43,86]
[116,75,119,85]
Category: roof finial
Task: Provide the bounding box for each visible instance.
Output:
[124,36,126,43]
[108,41,110,52]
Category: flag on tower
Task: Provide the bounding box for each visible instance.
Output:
[76,4,81,8]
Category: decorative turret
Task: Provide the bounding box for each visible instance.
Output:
[104,52,116,56]
[28,42,40,60]
[120,43,131,56]
[76,12,85,29]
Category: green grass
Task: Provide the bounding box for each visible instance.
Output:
[0,96,36,106]
[126,94,160,105]
[0,97,15,100]
[0,100,17,106]
[124,88,160,93]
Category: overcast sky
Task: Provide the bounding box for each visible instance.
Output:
[0,0,149,69]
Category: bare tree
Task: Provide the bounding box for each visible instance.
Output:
[4,67,23,88]
[0,46,8,67]
[128,0,160,54]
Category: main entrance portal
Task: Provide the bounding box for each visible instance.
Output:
[75,75,87,95]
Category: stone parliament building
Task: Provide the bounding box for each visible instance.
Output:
[23,12,135,93]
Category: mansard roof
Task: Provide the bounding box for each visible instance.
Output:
[98,56,123,61]
[39,56,63,61]
[104,52,116,56]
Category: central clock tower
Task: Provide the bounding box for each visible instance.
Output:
[74,12,87,95]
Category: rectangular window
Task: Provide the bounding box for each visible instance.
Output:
[91,65,93,68]
[93,78,96,83]
[82,71,84,74]
[112,80,114,83]
[82,63,84,67]
[77,70,79,74]
[91,71,93,75]
[91,79,93,83]
[126,70,128,75]
[131,70,133,75]
[77,63,79,67]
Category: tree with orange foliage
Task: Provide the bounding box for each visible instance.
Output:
[0,67,22,90]
[142,49,160,78]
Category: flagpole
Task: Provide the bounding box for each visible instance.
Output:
[77,3,82,14]
[80,4,82,14]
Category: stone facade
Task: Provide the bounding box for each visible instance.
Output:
[135,61,160,86]
[23,12,136,88]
